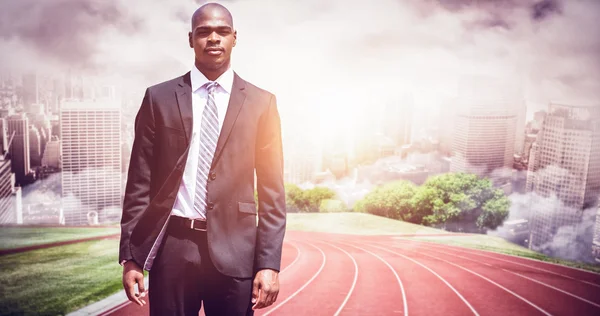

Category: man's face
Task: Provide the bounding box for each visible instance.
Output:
[189,12,236,71]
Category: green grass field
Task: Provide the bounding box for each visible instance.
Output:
[0,226,120,250]
[286,212,450,235]
[0,238,123,315]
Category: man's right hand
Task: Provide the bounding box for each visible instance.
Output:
[122,260,147,306]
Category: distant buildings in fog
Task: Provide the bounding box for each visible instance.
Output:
[449,76,525,187]
[524,103,600,261]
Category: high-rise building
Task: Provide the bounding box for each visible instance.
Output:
[0,118,9,155]
[527,103,600,252]
[383,94,413,147]
[593,198,600,263]
[22,73,39,113]
[0,155,15,224]
[439,97,457,156]
[450,77,522,184]
[283,133,321,185]
[60,99,122,225]
[41,136,61,169]
[7,113,31,185]
[29,125,42,167]
[515,102,527,155]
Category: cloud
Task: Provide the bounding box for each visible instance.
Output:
[0,0,597,113]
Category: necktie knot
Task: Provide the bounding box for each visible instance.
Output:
[204,81,218,94]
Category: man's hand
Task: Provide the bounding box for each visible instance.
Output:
[122,260,147,306]
[251,269,280,310]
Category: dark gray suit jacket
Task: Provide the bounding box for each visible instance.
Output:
[119,71,286,278]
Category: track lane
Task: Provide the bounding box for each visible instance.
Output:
[355,240,549,316]
[348,240,479,316]
[258,240,358,315]
[329,240,408,316]
[411,241,600,306]
[257,241,327,316]
[389,241,600,316]
[395,238,600,286]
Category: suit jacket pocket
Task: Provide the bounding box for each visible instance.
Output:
[238,201,257,214]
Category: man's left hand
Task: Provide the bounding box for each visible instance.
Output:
[251,269,280,310]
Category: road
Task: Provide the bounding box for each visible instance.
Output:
[102,231,600,316]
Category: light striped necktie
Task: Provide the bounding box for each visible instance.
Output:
[194,81,219,219]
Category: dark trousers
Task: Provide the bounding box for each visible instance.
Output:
[148,220,254,316]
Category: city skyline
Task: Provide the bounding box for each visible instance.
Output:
[0,0,598,265]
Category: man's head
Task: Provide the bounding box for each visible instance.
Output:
[189,3,236,76]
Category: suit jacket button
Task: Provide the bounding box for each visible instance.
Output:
[210,172,216,180]
[207,202,214,210]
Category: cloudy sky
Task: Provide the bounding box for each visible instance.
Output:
[1,0,599,141]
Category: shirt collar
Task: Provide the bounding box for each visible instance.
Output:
[190,64,234,94]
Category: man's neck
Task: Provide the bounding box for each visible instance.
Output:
[195,62,230,81]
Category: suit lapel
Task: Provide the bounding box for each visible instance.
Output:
[175,72,193,145]
[212,72,247,168]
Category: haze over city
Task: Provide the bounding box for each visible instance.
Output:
[1,0,599,267]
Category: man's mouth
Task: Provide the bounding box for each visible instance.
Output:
[205,48,224,56]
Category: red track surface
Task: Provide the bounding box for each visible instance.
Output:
[104,231,600,316]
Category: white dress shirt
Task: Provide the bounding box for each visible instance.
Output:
[170,65,234,219]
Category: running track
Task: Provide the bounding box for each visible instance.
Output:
[104,231,600,315]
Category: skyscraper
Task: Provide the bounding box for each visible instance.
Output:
[593,198,600,263]
[383,94,413,147]
[29,125,42,167]
[527,103,600,252]
[41,136,61,169]
[60,99,122,225]
[7,113,31,185]
[0,118,9,155]
[515,101,527,155]
[0,155,15,224]
[450,77,522,185]
[22,73,39,113]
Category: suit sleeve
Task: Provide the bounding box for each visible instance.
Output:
[119,88,155,265]
[254,93,287,272]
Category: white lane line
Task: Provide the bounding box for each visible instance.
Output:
[336,241,409,316]
[402,240,600,289]
[394,237,600,282]
[263,241,327,316]
[280,241,301,275]
[418,245,600,309]
[361,242,479,316]
[314,241,359,316]
[386,243,553,316]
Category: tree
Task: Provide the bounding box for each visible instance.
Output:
[282,184,337,212]
[284,183,304,212]
[354,180,417,220]
[353,173,511,233]
[414,173,510,233]
[302,186,336,212]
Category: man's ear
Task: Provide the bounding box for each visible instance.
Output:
[188,31,193,48]
[233,30,237,47]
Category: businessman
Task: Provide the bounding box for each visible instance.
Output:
[118,3,286,315]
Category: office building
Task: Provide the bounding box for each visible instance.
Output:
[60,99,122,225]
[450,77,522,185]
[41,136,61,169]
[7,114,31,185]
[528,103,600,251]
[0,156,15,224]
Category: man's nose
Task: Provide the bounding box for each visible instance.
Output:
[207,31,219,43]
